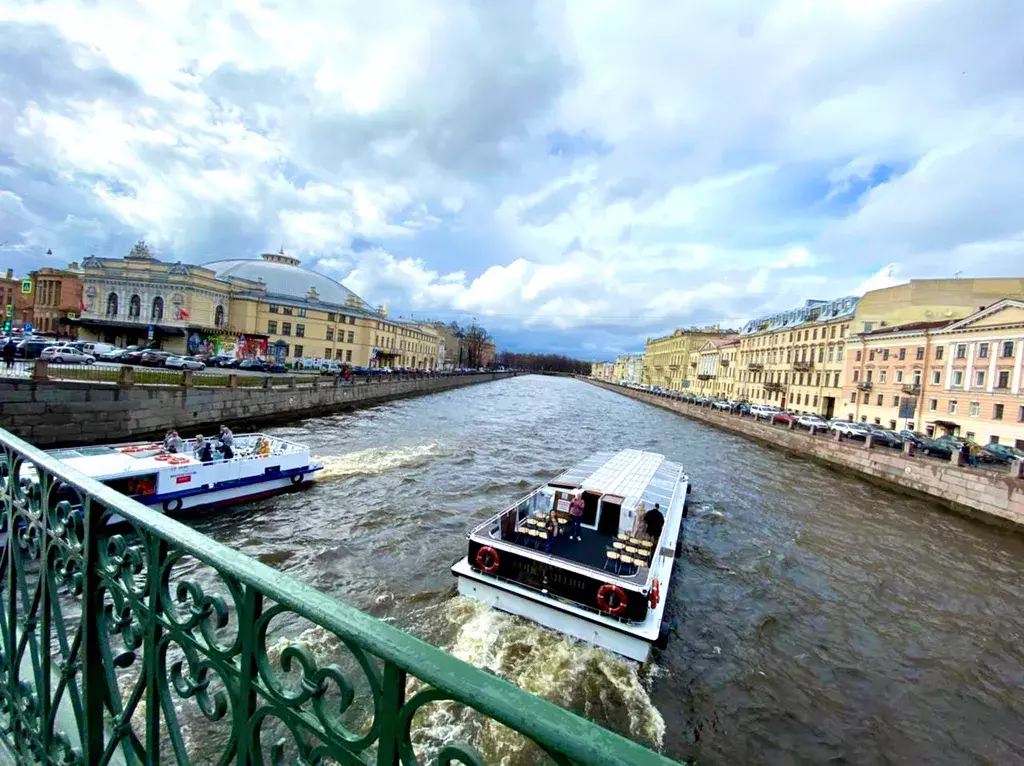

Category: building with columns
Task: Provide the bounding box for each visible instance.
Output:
[643,326,734,390]
[689,337,740,399]
[842,298,1024,449]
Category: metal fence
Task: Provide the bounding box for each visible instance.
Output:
[0,426,671,765]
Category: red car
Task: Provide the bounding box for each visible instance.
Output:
[771,411,797,425]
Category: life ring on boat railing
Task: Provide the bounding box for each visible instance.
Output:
[597,584,628,616]
[649,579,661,609]
[475,546,500,574]
[290,473,304,485]
[162,498,183,513]
[154,454,171,462]
[167,457,189,465]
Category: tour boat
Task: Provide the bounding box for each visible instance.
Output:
[451,449,689,663]
[48,434,322,516]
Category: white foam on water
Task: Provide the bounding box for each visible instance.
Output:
[404,597,666,764]
[313,443,445,482]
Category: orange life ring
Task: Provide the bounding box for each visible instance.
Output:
[597,584,628,616]
[168,457,188,465]
[649,578,661,609]
[154,454,171,461]
[475,546,500,574]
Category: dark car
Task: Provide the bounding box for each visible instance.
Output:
[863,426,902,448]
[897,430,928,448]
[267,363,288,373]
[16,339,54,359]
[981,443,1024,465]
[140,350,174,367]
[121,347,151,364]
[238,359,269,372]
[920,436,962,460]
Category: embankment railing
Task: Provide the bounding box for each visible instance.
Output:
[0,426,672,765]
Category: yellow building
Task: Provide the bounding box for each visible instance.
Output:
[842,298,1024,449]
[689,337,740,399]
[737,297,857,417]
[853,278,1024,333]
[643,326,733,390]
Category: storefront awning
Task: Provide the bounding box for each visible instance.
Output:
[931,420,960,429]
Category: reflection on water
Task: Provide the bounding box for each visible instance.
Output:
[188,376,1024,764]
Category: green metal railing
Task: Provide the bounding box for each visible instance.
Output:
[0,427,675,765]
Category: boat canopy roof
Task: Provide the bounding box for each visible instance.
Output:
[550,449,681,511]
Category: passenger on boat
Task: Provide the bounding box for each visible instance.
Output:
[544,516,557,554]
[567,493,584,542]
[194,435,214,464]
[218,425,235,459]
[164,430,185,454]
[255,437,271,457]
[644,503,664,541]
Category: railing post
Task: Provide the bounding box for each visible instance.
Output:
[181,370,193,388]
[32,359,50,380]
[144,537,168,760]
[262,375,271,389]
[234,587,262,765]
[227,374,238,388]
[118,365,134,387]
[376,661,407,766]
[81,496,106,764]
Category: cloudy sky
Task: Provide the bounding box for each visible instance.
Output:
[2,0,1023,358]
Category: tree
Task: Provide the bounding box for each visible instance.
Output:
[462,324,491,368]
[496,351,592,375]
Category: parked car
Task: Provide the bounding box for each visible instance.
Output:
[98,347,127,361]
[164,355,206,371]
[139,350,174,367]
[832,421,869,439]
[920,436,961,459]
[15,338,55,359]
[897,430,929,448]
[771,411,798,425]
[796,414,829,430]
[981,443,1024,465]
[40,346,95,365]
[238,359,270,372]
[268,364,288,374]
[749,405,780,420]
[121,347,152,364]
[862,426,902,448]
[319,361,341,375]
[81,342,118,357]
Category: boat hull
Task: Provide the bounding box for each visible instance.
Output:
[453,557,654,663]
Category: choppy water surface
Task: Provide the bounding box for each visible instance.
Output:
[191,375,1024,764]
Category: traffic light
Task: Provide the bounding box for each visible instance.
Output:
[2,320,10,334]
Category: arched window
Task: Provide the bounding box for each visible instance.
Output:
[214,305,225,327]
[107,293,119,316]
[129,294,141,318]
[151,296,164,321]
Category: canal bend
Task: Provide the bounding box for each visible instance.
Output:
[185,375,1024,764]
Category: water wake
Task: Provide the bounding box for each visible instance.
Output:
[313,443,445,481]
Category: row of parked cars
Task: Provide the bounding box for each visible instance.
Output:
[625,383,1024,467]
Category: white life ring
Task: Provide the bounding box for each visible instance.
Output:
[163,498,183,513]
[290,473,304,485]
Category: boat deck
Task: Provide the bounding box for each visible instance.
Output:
[505,522,651,580]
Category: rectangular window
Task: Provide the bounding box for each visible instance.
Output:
[813,395,818,406]
[898,348,906,360]
[327,312,336,322]
[990,435,999,444]
[326,328,334,341]
[866,370,873,383]
[876,393,883,406]
[895,370,904,383]
[949,400,958,414]
[349,316,356,325]
[879,370,887,383]
[936,346,944,360]
[267,320,277,334]
[850,392,857,403]
[268,304,279,314]
[294,344,303,358]
[974,370,984,387]
[1019,405,1024,422]
[916,347,924,360]
[828,346,835,361]
[812,329,817,340]
[297,308,307,317]
[346,349,352,362]
[893,395,900,407]
[966,431,975,441]
[932,371,941,385]
[868,350,874,362]
[864,322,873,332]
[913,370,922,385]
[282,322,292,336]
[994,403,1004,420]
[1002,340,1014,358]
[325,347,331,358]
[956,344,967,359]
[834,372,840,387]
[929,398,938,412]
[283,306,293,316]
[952,370,963,386]
[997,370,1010,388]
[295,324,305,338]
[831,327,836,339]
[856,350,862,362]
[841,325,847,338]
[348,331,355,343]
[969,401,980,417]
[978,342,988,358]
[882,349,889,361]
[838,347,844,361]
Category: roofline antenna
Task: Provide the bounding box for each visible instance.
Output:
[953,270,962,279]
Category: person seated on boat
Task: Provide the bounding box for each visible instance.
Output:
[194,434,214,464]
[218,425,235,459]
[544,515,557,554]
[255,436,271,457]
[567,493,584,542]
[644,502,664,541]
[164,430,185,454]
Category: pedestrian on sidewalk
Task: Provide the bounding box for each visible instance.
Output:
[2,339,15,371]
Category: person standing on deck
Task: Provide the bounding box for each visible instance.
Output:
[644,502,664,541]
[218,425,235,459]
[164,430,185,454]
[568,493,584,542]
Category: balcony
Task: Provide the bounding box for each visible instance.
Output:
[901,383,921,395]
[697,373,715,380]
[720,359,729,367]
[764,381,784,392]
[792,360,813,372]
[747,362,764,371]
[856,380,873,390]
[0,427,671,766]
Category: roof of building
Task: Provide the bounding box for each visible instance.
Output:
[740,296,859,336]
[859,320,953,337]
[204,254,363,309]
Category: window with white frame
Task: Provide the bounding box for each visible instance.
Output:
[969,401,980,417]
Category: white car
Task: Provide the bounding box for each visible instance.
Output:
[40,346,95,365]
[831,421,868,438]
[797,414,829,429]
[711,400,732,410]
[164,355,206,371]
[749,405,780,420]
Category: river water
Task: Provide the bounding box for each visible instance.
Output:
[189,375,1024,764]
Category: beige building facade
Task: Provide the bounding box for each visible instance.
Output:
[643,326,732,390]
[843,298,1024,449]
[689,337,740,399]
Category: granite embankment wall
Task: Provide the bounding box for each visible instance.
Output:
[587,379,1024,527]
[1,373,516,447]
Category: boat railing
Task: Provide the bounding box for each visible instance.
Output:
[0,425,675,765]
[469,486,546,538]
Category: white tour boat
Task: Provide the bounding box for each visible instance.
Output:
[47,433,322,516]
[452,449,689,663]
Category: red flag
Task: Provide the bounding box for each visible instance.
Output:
[178,307,190,319]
